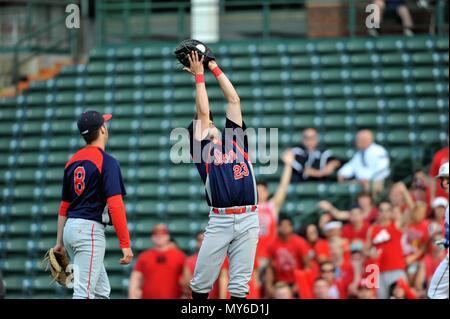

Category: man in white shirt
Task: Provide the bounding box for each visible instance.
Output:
[338,130,390,194]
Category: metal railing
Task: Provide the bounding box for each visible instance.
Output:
[11,14,79,86]
[95,0,449,46]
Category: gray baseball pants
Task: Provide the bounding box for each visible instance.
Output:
[63,218,111,299]
[190,207,260,298]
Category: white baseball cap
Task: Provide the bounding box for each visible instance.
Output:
[437,162,449,179]
[324,221,343,233]
[432,197,448,209]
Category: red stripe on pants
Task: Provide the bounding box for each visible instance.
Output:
[87,224,95,299]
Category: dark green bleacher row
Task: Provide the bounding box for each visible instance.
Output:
[0,36,448,298]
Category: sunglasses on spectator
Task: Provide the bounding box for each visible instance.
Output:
[321,268,335,273]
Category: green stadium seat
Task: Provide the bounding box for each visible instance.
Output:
[322,131,354,146]
[290,56,313,67]
[354,115,381,128]
[0,108,17,121]
[260,57,283,69]
[7,221,31,236]
[436,37,449,51]
[375,38,404,52]
[381,53,405,65]
[405,38,434,51]
[3,275,25,291]
[411,52,437,65]
[346,38,375,53]
[257,43,282,55]
[417,114,446,128]
[228,44,253,56]
[286,42,309,54]
[351,54,376,66]
[385,130,415,145]
[321,54,346,67]
[323,115,353,129]
[385,113,413,128]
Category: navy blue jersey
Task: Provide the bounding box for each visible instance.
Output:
[62,146,126,224]
[188,118,257,208]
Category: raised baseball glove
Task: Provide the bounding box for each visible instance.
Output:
[174,39,215,67]
[43,248,71,287]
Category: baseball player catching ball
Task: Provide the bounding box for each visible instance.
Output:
[181,43,260,299]
[428,161,449,299]
[53,111,133,299]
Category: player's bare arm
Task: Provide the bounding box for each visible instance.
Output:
[185,51,210,141]
[208,60,243,126]
[54,214,67,253]
[317,200,351,221]
[304,159,341,178]
[271,150,295,216]
[128,270,144,299]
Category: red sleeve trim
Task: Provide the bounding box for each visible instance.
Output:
[107,194,131,249]
[58,201,70,217]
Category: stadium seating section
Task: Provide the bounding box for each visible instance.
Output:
[0,36,448,298]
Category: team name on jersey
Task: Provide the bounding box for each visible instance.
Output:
[213,149,239,166]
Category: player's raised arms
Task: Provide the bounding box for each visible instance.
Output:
[208,60,242,127]
[184,51,210,141]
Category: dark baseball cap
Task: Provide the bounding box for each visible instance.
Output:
[77,110,112,135]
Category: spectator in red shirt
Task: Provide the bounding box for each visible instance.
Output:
[342,207,370,248]
[317,262,341,299]
[256,150,294,271]
[128,224,186,299]
[318,192,379,225]
[357,191,380,224]
[313,277,332,299]
[365,201,407,299]
[429,197,448,240]
[300,223,322,274]
[403,201,430,284]
[410,170,432,215]
[429,136,449,201]
[389,181,415,216]
[315,221,351,264]
[329,238,354,299]
[265,216,311,297]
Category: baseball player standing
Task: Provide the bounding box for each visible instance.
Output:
[53,110,133,299]
[185,51,260,299]
[428,162,449,299]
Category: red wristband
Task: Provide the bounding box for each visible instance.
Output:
[195,74,204,84]
[211,66,223,78]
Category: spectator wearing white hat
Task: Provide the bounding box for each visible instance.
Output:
[429,197,449,237]
[315,221,350,264]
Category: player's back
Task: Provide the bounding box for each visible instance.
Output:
[62,145,125,224]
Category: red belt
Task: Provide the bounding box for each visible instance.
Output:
[212,205,257,215]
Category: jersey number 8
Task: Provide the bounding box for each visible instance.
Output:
[74,166,86,196]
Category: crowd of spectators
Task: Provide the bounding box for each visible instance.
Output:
[128,130,448,299]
